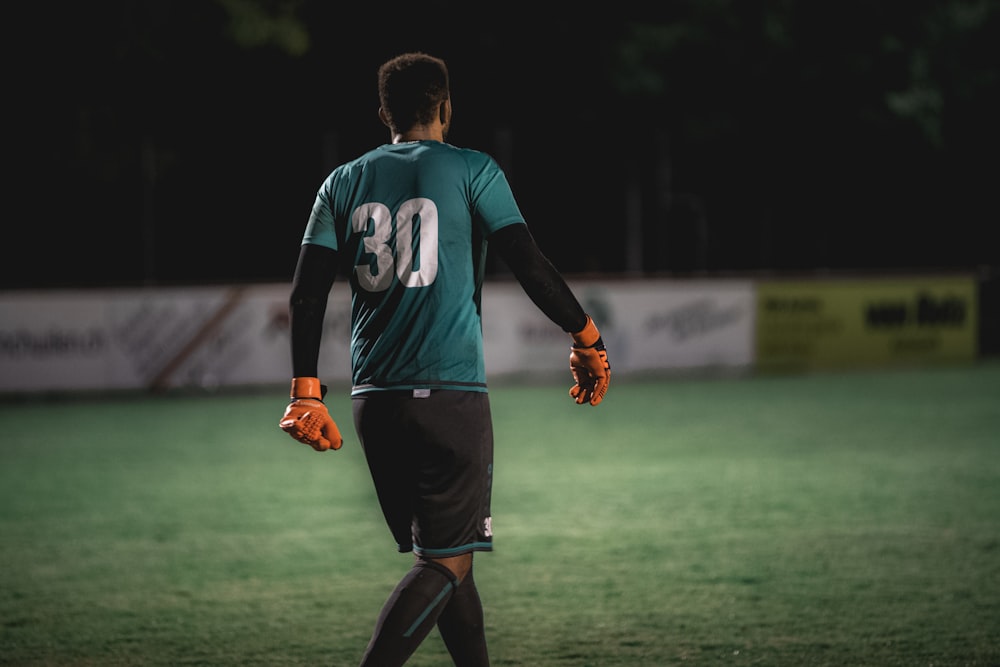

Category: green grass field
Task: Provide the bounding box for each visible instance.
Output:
[2,363,999,666]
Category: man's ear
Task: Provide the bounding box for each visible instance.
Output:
[378,107,391,128]
[439,99,451,125]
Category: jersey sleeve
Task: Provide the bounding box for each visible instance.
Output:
[301,173,341,252]
[467,153,525,235]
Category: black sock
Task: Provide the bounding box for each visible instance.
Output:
[359,560,458,667]
[437,568,490,666]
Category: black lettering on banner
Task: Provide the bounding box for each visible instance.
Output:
[916,293,965,325]
[645,299,743,341]
[0,328,106,358]
[865,292,967,329]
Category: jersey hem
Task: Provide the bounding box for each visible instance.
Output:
[413,542,494,557]
[352,381,488,396]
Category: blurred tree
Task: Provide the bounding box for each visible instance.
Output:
[605,0,999,274]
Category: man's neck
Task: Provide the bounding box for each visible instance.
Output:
[391,125,444,144]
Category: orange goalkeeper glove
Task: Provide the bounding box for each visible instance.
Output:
[279,377,343,451]
[569,315,610,406]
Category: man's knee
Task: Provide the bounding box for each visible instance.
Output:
[422,552,473,583]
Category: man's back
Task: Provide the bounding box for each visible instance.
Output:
[303,140,524,393]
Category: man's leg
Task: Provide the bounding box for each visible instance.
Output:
[437,565,490,666]
[358,554,470,667]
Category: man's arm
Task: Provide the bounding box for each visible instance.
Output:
[289,243,339,377]
[488,224,588,333]
[490,224,610,405]
[279,243,344,450]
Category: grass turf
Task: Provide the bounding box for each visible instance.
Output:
[1,362,998,666]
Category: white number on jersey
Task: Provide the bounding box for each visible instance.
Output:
[351,198,439,291]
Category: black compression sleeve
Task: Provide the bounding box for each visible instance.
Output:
[489,224,588,334]
[289,244,339,378]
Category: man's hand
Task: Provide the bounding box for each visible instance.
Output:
[279,377,343,451]
[569,316,610,406]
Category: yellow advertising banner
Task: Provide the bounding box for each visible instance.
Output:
[755,276,978,371]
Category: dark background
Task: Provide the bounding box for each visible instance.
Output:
[7,0,999,289]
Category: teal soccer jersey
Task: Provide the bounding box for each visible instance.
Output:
[303,141,525,394]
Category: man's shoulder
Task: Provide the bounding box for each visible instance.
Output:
[344,146,388,169]
[322,147,385,184]
[440,142,494,163]
[436,144,508,182]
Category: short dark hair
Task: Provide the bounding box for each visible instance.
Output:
[377,52,450,133]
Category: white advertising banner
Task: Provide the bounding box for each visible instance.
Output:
[0,279,755,394]
[482,279,755,376]
[0,291,114,391]
[0,286,353,393]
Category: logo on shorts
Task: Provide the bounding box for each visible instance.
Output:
[483,516,493,538]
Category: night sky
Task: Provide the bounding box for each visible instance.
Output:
[7,1,999,289]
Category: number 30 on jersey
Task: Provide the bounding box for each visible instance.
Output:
[352,198,439,291]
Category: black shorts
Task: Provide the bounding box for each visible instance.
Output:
[352,389,494,558]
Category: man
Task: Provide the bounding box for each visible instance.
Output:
[278,52,610,667]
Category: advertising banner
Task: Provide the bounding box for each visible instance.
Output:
[482,279,755,376]
[0,285,353,393]
[755,276,978,371]
[1,279,756,394]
